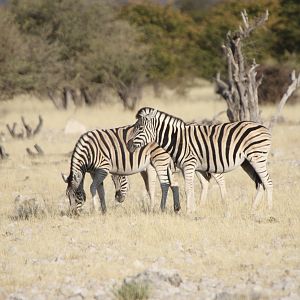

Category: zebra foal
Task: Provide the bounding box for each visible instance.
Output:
[128,107,273,213]
[62,125,181,214]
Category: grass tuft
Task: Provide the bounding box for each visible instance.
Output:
[113,281,150,300]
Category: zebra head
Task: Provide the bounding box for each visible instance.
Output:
[61,171,86,213]
[127,107,158,152]
[111,175,129,203]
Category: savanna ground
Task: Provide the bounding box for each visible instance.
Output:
[0,82,299,299]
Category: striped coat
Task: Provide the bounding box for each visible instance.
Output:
[62,125,181,213]
[128,107,273,213]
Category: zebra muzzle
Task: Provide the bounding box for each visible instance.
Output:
[127,139,138,153]
[115,191,125,203]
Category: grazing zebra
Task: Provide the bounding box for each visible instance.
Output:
[62,125,182,213]
[127,107,273,213]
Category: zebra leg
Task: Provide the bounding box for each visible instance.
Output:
[90,169,108,213]
[241,160,267,210]
[183,165,196,214]
[212,173,227,204]
[248,160,273,210]
[169,168,180,212]
[154,166,170,212]
[147,165,157,210]
[160,183,169,212]
[252,184,264,210]
[196,171,210,207]
[140,166,157,211]
[171,185,180,212]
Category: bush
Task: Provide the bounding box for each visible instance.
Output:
[113,282,150,300]
[257,65,297,104]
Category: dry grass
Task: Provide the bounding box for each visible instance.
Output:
[0,84,299,297]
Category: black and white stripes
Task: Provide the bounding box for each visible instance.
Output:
[128,107,273,213]
[62,125,181,213]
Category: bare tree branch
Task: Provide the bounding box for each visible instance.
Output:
[269,70,300,130]
[21,116,33,137]
[33,116,43,136]
[6,122,25,139]
[7,116,43,139]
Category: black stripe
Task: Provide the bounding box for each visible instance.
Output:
[104,130,119,170]
[97,129,111,157]
[247,151,268,156]
[189,127,202,162]
[199,127,210,171]
[218,123,226,172]
[174,127,183,163]
[158,115,168,146]
[89,131,101,167]
[124,127,134,170]
[244,139,269,152]
[112,128,126,172]
[225,123,242,167]
[209,125,217,173]
[233,125,263,163]
[138,147,145,166]
[166,127,177,155]
[193,127,203,158]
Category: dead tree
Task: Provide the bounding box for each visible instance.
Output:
[6,116,43,139]
[215,10,269,122]
[26,144,44,157]
[215,10,299,125]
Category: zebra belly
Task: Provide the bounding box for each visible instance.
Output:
[196,155,245,173]
[109,160,150,175]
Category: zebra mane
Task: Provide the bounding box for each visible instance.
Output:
[136,107,186,125]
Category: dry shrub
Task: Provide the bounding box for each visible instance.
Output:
[113,282,150,300]
[13,194,46,220]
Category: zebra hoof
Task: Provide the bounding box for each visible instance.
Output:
[174,205,181,213]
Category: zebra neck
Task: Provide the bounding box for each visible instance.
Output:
[70,154,87,177]
[156,119,184,161]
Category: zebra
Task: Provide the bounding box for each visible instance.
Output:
[127,107,273,213]
[61,125,182,214]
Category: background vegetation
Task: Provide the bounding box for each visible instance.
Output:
[0,0,299,108]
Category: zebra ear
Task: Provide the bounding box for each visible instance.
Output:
[61,173,69,183]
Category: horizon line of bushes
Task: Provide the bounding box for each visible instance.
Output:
[0,0,299,109]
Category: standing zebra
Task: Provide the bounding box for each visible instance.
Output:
[127,107,273,213]
[62,125,181,213]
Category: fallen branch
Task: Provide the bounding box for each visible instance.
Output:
[6,122,25,139]
[7,116,43,139]
[26,144,44,157]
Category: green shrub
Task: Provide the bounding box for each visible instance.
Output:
[114,282,150,300]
